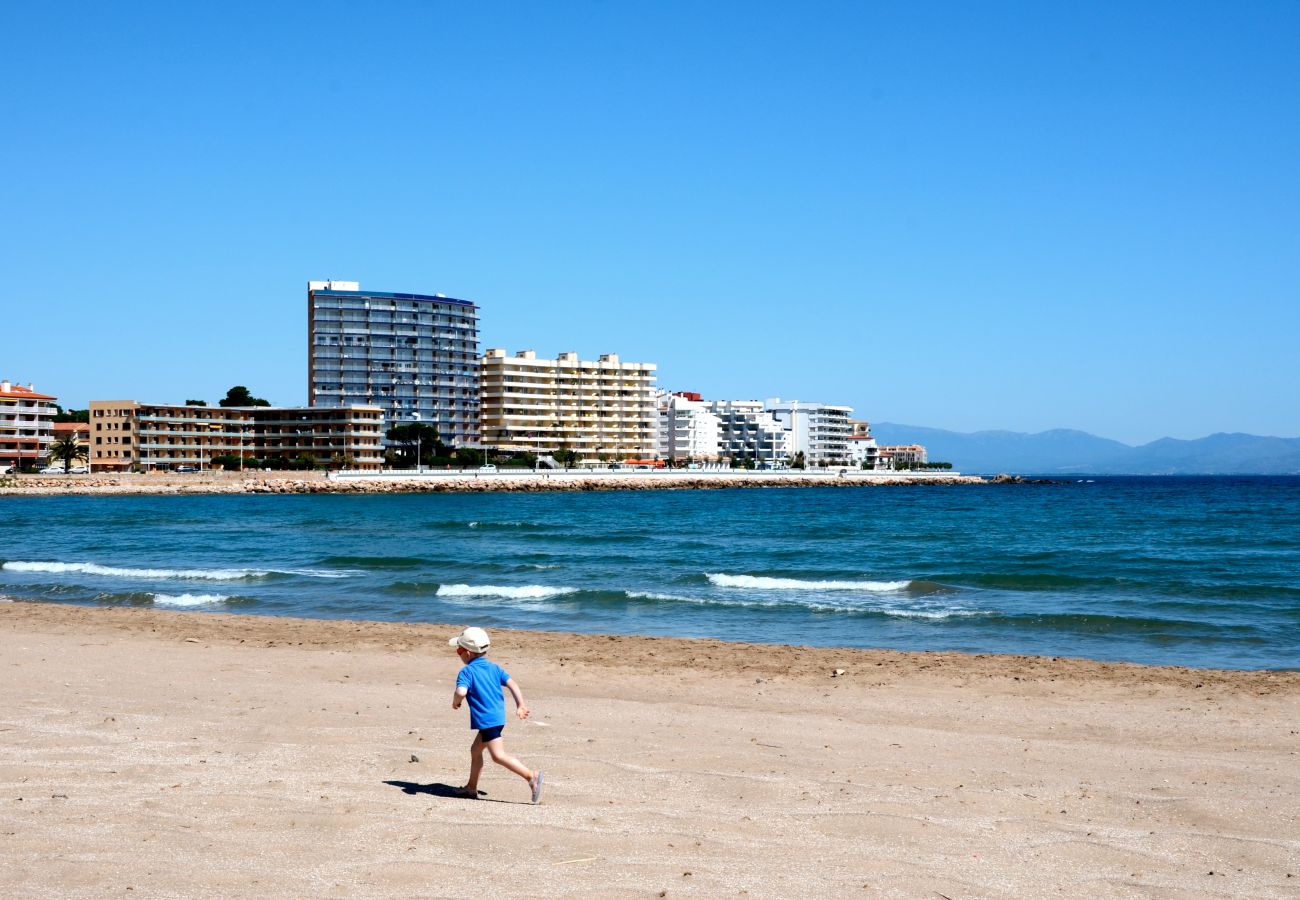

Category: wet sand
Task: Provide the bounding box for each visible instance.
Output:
[1,602,1296,898]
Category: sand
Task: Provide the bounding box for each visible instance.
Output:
[1,602,1296,898]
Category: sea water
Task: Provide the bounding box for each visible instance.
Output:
[3,477,1297,670]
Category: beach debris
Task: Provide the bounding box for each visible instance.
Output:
[184,638,200,643]
[409,754,419,763]
[554,857,600,865]
[831,668,846,677]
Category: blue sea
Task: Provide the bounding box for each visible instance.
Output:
[3,477,1298,670]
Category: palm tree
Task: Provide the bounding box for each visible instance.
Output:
[47,434,86,474]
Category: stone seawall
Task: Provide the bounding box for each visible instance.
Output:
[0,472,986,496]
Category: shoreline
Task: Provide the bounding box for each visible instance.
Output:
[4,600,1296,685]
[3,601,1296,897]
[0,469,986,496]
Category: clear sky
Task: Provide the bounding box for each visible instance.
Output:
[3,2,1297,444]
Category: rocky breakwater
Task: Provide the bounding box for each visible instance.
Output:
[2,472,987,496]
[241,473,988,494]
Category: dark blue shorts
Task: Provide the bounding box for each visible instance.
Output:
[477,725,505,742]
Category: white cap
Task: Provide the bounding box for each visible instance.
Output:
[449,626,490,654]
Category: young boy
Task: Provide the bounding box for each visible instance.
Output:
[448,626,543,804]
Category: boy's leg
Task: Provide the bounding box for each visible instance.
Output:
[483,737,534,782]
[463,733,485,794]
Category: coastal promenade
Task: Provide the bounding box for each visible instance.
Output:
[0,468,984,496]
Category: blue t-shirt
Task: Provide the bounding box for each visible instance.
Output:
[455,656,511,730]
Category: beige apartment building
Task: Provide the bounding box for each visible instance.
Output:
[480,349,658,460]
[0,380,57,471]
[89,401,385,471]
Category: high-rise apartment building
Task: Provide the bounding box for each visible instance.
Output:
[307,280,480,445]
[0,380,57,471]
[480,349,658,460]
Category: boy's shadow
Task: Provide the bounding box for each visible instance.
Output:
[383,780,527,805]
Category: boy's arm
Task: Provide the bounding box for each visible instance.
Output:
[452,685,467,710]
[505,678,530,720]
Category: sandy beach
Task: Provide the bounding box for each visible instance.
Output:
[1,602,1295,898]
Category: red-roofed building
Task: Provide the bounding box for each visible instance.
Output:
[0,380,58,471]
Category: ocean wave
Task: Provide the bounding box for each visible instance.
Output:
[1,561,354,581]
[705,573,911,592]
[3,561,270,580]
[151,593,231,607]
[435,584,577,600]
[626,589,981,618]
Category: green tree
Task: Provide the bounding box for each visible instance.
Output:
[51,405,89,423]
[385,423,445,467]
[219,386,270,407]
[185,399,208,407]
[552,448,581,469]
[47,434,86,473]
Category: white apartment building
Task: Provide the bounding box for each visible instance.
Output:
[765,398,853,463]
[480,349,658,460]
[845,418,880,469]
[0,380,57,471]
[657,392,722,461]
[706,400,789,464]
[845,435,880,468]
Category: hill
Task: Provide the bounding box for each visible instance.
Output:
[871,424,1300,475]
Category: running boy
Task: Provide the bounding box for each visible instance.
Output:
[448,626,543,804]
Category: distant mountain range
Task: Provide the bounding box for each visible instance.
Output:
[871,423,1300,475]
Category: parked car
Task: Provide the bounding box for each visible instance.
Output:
[68,466,90,474]
[40,465,66,474]
[175,465,199,473]
[478,464,498,473]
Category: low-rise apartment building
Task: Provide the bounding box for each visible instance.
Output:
[845,419,880,469]
[706,400,789,464]
[657,391,722,461]
[877,443,928,469]
[480,349,658,460]
[0,380,57,471]
[765,398,853,463]
[89,401,384,471]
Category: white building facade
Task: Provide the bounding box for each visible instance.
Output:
[706,400,789,464]
[0,380,57,471]
[657,392,722,461]
[764,398,853,463]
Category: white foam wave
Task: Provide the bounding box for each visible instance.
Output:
[705,573,911,592]
[286,568,359,579]
[3,561,268,580]
[2,561,355,581]
[151,593,230,607]
[436,584,576,600]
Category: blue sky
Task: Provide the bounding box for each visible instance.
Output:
[3,2,1297,444]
